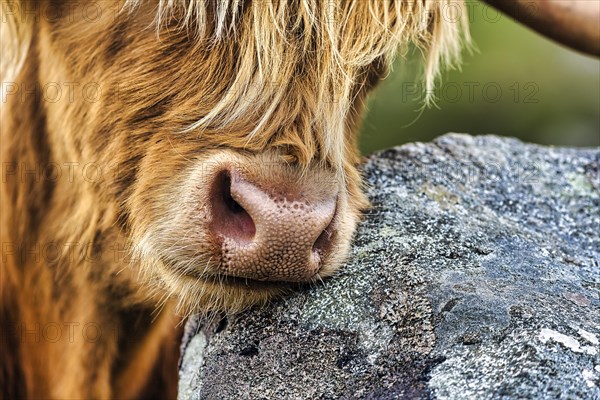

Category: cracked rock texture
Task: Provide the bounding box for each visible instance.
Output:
[178,134,599,400]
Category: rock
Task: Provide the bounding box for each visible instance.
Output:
[178,134,600,399]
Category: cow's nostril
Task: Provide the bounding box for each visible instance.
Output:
[313,223,334,256]
[222,174,245,214]
[211,171,256,244]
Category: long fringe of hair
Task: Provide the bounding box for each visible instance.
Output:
[2,0,469,167]
[124,0,469,167]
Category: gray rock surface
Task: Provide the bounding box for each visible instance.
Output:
[178,134,599,400]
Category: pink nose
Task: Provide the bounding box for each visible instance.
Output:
[209,170,337,282]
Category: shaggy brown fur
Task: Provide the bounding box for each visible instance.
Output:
[1,0,467,398]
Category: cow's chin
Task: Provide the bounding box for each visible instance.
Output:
[134,235,352,315]
[132,203,359,315]
[148,256,293,315]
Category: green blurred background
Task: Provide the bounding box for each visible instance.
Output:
[359,0,600,155]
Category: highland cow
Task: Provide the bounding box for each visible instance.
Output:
[1,0,596,398]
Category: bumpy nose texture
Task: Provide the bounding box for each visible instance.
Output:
[210,171,337,282]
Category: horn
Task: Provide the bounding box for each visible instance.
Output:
[482,0,600,56]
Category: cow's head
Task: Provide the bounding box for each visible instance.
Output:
[2,0,466,313]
